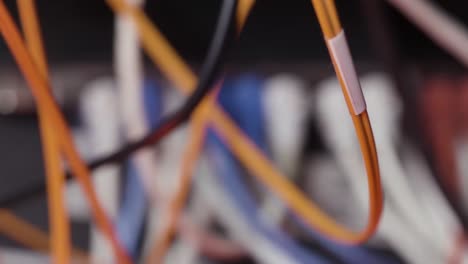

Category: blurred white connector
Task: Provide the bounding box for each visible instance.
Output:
[316,73,443,264]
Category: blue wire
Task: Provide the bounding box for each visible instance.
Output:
[207,74,329,263]
[218,74,268,153]
[207,74,400,264]
[207,134,331,264]
[116,79,162,260]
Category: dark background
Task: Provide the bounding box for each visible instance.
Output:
[1,0,467,65]
[0,0,467,261]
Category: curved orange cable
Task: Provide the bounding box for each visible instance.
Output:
[0,2,131,263]
[145,91,218,264]
[310,0,383,241]
[107,0,382,244]
[16,1,71,263]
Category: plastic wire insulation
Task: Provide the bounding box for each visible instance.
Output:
[0,0,257,209]
[81,80,122,263]
[17,1,71,262]
[116,81,161,259]
[144,91,217,264]
[0,209,87,261]
[213,78,373,263]
[0,0,381,246]
[144,0,238,261]
[0,2,132,263]
[207,134,333,264]
[196,158,307,264]
[308,0,383,242]
[387,0,468,68]
[89,0,238,171]
[86,0,251,170]
[114,0,153,258]
[222,75,397,264]
[107,0,380,244]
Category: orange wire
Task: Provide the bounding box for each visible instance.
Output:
[140,1,254,261]
[144,90,219,264]
[0,2,131,263]
[105,0,253,92]
[16,1,71,263]
[0,209,88,261]
[311,0,383,241]
[107,0,382,244]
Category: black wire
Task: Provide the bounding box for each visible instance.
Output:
[0,0,238,208]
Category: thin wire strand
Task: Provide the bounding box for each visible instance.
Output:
[0,2,132,263]
[109,0,382,243]
[16,1,71,263]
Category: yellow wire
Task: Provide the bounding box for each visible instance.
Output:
[0,2,132,262]
[107,0,383,244]
[16,1,71,263]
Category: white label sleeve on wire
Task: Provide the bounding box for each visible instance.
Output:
[327,30,366,115]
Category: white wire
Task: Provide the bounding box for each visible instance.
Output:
[166,194,208,264]
[141,95,188,259]
[66,128,92,221]
[114,0,184,260]
[260,74,309,224]
[115,0,159,197]
[304,153,365,232]
[316,74,443,264]
[403,142,463,261]
[387,0,468,68]
[194,156,299,264]
[80,78,121,264]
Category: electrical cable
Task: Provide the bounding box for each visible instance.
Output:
[160,78,320,263]
[114,3,246,258]
[315,73,461,263]
[206,133,334,264]
[16,1,70,263]
[143,1,237,262]
[260,74,308,223]
[106,0,382,244]
[87,0,238,171]
[0,209,88,261]
[0,2,132,263]
[114,0,155,259]
[116,79,162,260]
[196,156,317,264]
[139,89,246,262]
[387,0,468,68]
[80,79,122,263]
[0,0,255,209]
[214,75,399,264]
[1,0,382,245]
[143,90,219,264]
